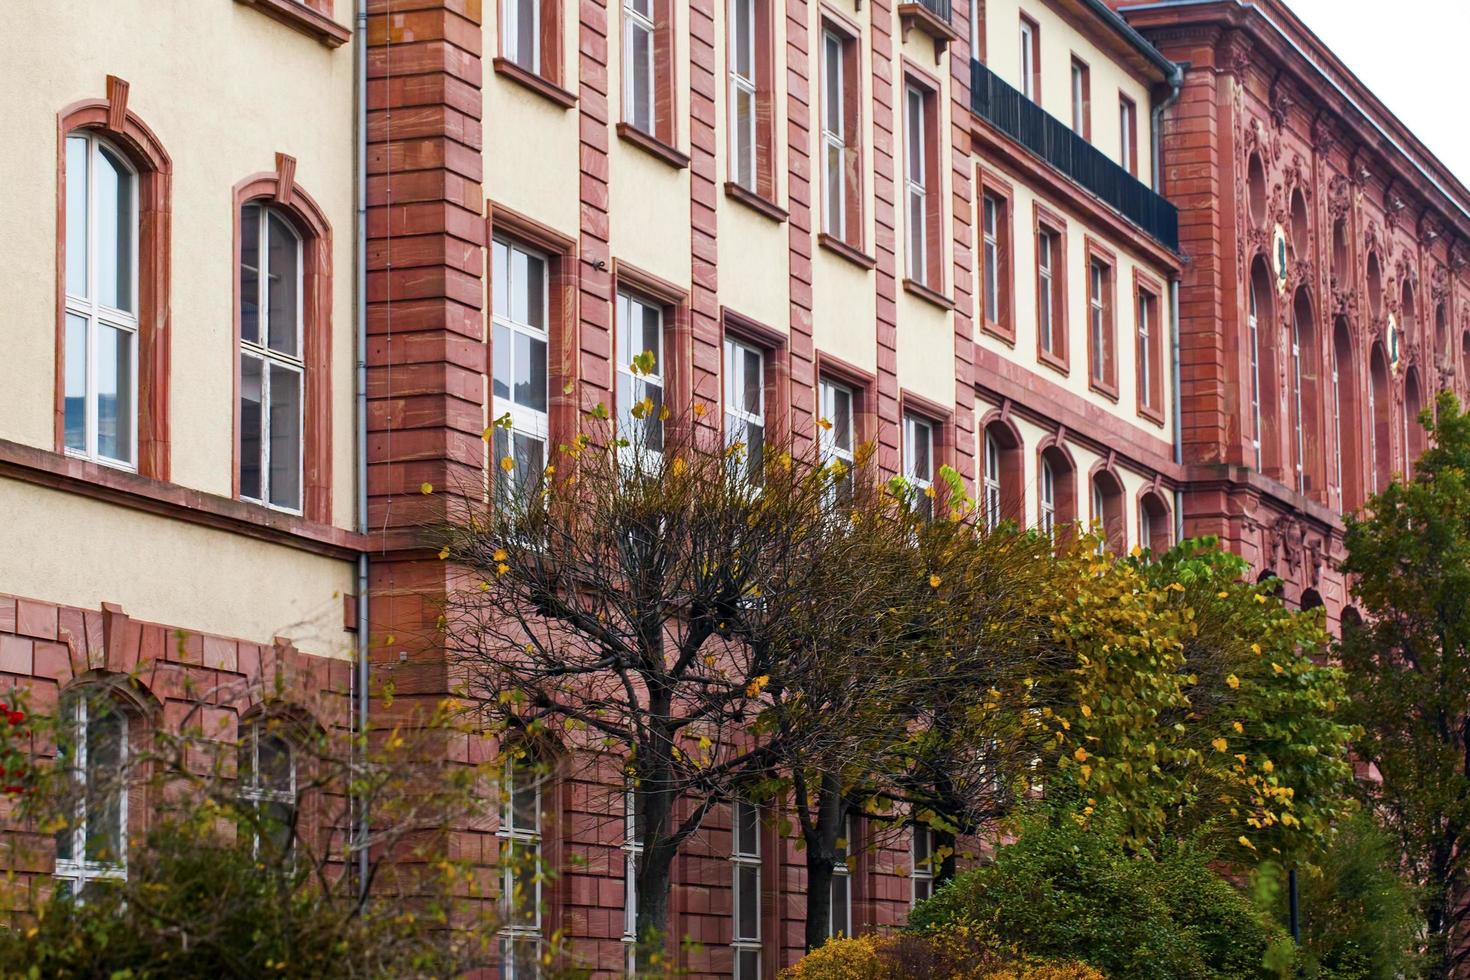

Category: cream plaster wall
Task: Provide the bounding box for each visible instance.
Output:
[607,0,694,290]
[810,0,879,377]
[483,1,582,238]
[0,478,355,658]
[0,0,358,531]
[986,0,1155,180]
[972,169,1174,438]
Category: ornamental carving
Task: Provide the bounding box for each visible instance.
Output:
[1432,264,1451,304]
[1312,117,1338,156]
[1222,30,1253,76]
[1451,241,1469,272]
[1268,77,1295,130]
[1265,514,1324,586]
[1327,174,1352,218]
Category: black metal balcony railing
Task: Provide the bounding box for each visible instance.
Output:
[910,0,953,18]
[970,59,1179,251]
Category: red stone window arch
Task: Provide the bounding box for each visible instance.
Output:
[233,158,333,523]
[57,78,172,479]
[1089,464,1125,555]
[979,415,1023,529]
[1403,366,1426,476]
[1289,286,1322,499]
[1369,341,1392,493]
[1036,438,1077,542]
[1331,317,1362,511]
[1247,257,1280,477]
[1137,487,1171,554]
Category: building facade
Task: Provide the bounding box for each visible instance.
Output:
[1114,0,1470,630]
[3,0,1466,976]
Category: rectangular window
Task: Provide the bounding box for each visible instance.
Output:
[1088,254,1116,393]
[911,825,935,905]
[903,413,935,522]
[503,0,540,73]
[1119,95,1138,176]
[1035,213,1067,370]
[64,133,138,470]
[623,788,643,972]
[1070,57,1090,139]
[728,0,765,193]
[970,0,986,62]
[1136,280,1164,421]
[724,337,766,482]
[983,431,1001,531]
[492,238,551,498]
[821,26,862,245]
[499,759,543,977]
[820,378,856,502]
[732,800,762,980]
[1019,16,1039,102]
[55,696,128,896]
[1039,456,1056,537]
[905,82,928,284]
[240,724,297,862]
[624,0,657,135]
[978,177,1014,338]
[616,291,666,456]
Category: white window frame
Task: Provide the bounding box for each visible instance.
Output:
[903,413,934,519]
[239,203,306,514]
[1071,60,1087,136]
[1019,19,1036,101]
[623,787,643,974]
[969,0,983,55]
[904,83,928,283]
[1140,499,1153,551]
[982,193,1000,324]
[503,0,541,74]
[1038,230,1055,355]
[723,336,766,460]
[819,379,856,504]
[64,132,139,471]
[983,430,1002,531]
[616,290,666,460]
[55,696,128,894]
[499,760,543,977]
[911,824,935,906]
[239,722,298,860]
[1249,278,1263,469]
[729,0,759,191]
[1119,97,1136,173]
[1138,289,1154,409]
[821,28,847,240]
[1090,260,1108,385]
[1040,455,1055,538]
[491,237,552,495]
[1092,478,1106,532]
[624,0,657,134]
[731,800,762,980]
[828,814,854,940]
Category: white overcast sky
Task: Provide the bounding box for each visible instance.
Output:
[1282,0,1470,188]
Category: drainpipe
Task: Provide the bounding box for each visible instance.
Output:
[1171,277,1186,543]
[1151,63,1183,194]
[353,0,371,901]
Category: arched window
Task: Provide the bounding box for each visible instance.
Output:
[1037,442,1077,542]
[984,430,1003,531]
[55,690,131,895]
[500,752,545,976]
[1138,490,1171,553]
[59,90,170,478]
[1436,303,1448,371]
[1401,280,1417,339]
[234,168,333,522]
[1369,343,1391,493]
[1289,287,1321,497]
[1090,468,1125,554]
[1248,258,1280,475]
[1332,318,1362,510]
[239,719,298,860]
[980,418,1023,527]
[1366,252,1383,321]
[1404,367,1426,475]
[1300,589,1323,611]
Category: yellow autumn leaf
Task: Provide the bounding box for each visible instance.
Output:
[929,574,942,588]
[437,546,450,560]
[1226,673,1240,689]
[496,562,509,576]
[1080,704,1093,718]
[671,457,688,477]
[1073,747,1089,763]
[1239,836,1256,850]
[1262,759,1275,773]
[1271,662,1284,675]
[817,416,833,431]
[1232,721,1244,734]
[500,456,515,473]
[493,548,508,562]
[745,675,770,697]
[420,482,434,494]
[693,402,707,417]
[1211,737,1229,753]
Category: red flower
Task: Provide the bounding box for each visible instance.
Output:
[7,712,23,726]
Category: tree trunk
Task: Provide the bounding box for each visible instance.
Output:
[633,841,677,974]
[801,773,845,952]
[632,724,681,974]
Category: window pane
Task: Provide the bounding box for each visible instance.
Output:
[641,381,664,452]
[493,426,512,495]
[258,733,293,792]
[830,876,849,937]
[640,302,661,374]
[513,0,537,72]
[737,864,760,937]
[736,801,759,856]
[741,347,762,414]
[823,36,842,135]
[631,24,653,132]
[240,205,261,346]
[493,323,512,401]
[268,364,302,510]
[85,707,126,864]
[906,89,924,183]
[524,251,546,331]
[737,948,761,980]
[514,332,548,411]
[509,842,539,925]
[511,764,539,832]
[64,314,88,452]
[97,146,133,313]
[97,323,133,463]
[492,239,510,319]
[908,189,925,279]
[66,136,89,298]
[267,213,299,357]
[735,87,756,189]
[734,0,753,78]
[630,0,652,17]
[514,431,546,486]
[824,142,843,237]
[240,354,264,500]
[833,387,851,451]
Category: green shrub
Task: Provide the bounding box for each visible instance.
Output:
[907,810,1291,979]
[778,925,1104,980]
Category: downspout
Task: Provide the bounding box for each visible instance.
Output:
[1171,277,1186,543]
[354,0,371,901]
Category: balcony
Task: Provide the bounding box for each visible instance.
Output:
[898,1,958,64]
[969,59,1179,251]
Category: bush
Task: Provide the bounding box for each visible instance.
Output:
[907,809,1291,979]
[778,925,1103,980]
